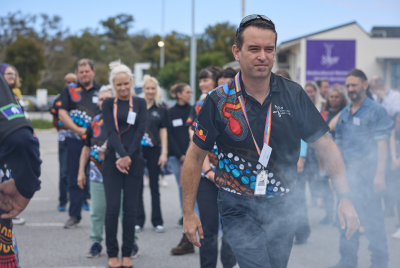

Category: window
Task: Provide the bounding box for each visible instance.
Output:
[391,63,400,90]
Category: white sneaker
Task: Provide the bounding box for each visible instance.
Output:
[154,225,165,233]
[160,178,169,187]
[392,228,400,239]
[12,216,26,225]
[135,225,142,233]
[143,177,149,187]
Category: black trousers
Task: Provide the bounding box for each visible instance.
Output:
[103,151,143,258]
[197,177,237,268]
[65,137,85,220]
[294,171,311,242]
[137,146,163,227]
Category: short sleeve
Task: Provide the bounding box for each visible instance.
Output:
[84,124,93,147]
[296,89,330,143]
[186,106,197,130]
[60,87,70,111]
[192,95,223,151]
[160,106,169,129]
[372,105,394,141]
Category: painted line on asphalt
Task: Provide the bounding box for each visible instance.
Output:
[31,197,51,201]
[25,223,64,227]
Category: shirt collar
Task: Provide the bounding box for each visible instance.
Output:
[77,81,98,91]
[239,72,280,99]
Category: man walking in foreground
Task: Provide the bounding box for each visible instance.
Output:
[182,15,360,268]
[329,70,392,268]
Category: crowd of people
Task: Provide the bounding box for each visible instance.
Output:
[0,14,399,268]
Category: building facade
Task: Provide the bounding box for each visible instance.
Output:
[273,22,400,89]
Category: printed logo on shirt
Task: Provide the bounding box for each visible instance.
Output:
[195,123,208,141]
[55,101,62,107]
[151,111,160,118]
[273,105,290,117]
[92,118,104,138]
[69,87,83,103]
[0,104,24,120]
[186,117,193,124]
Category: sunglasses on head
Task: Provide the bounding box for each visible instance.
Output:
[237,14,275,32]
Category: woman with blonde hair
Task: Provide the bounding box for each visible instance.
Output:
[0,64,22,99]
[135,75,169,233]
[304,81,323,111]
[102,60,147,268]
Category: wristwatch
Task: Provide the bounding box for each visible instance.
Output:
[337,192,352,201]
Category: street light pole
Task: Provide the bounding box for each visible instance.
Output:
[189,0,196,105]
[242,0,245,18]
[159,0,165,68]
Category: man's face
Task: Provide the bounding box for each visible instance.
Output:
[76,64,95,87]
[346,76,368,103]
[232,26,276,80]
[370,82,386,99]
[319,81,329,99]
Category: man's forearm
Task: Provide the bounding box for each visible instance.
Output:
[79,146,90,173]
[376,140,387,175]
[182,142,208,215]
[160,128,168,156]
[312,134,349,195]
[59,109,81,134]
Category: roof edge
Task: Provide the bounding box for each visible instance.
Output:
[279,21,359,46]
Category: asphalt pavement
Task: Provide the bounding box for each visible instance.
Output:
[14,130,400,268]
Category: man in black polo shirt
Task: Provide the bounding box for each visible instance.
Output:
[182,15,360,268]
[0,74,41,266]
[59,59,101,228]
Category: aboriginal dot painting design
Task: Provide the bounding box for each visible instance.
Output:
[69,86,83,103]
[89,161,103,183]
[215,148,290,198]
[92,115,104,138]
[69,109,92,128]
[214,81,251,141]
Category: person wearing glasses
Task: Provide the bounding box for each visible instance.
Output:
[182,14,360,268]
[0,63,22,100]
[50,73,78,212]
[102,61,147,268]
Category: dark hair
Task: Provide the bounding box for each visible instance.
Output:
[76,58,95,71]
[346,69,373,99]
[275,69,291,80]
[235,19,277,50]
[316,79,328,88]
[199,67,220,87]
[216,67,237,83]
[170,83,189,99]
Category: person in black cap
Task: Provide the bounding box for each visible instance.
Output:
[0,74,41,267]
[182,14,360,268]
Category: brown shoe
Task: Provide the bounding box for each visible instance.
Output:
[171,234,195,255]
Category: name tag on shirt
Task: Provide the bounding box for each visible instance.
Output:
[92,96,98,103]
[127,111,137,125]
[254,170,267,195]
[259,143,272,168]
[172,118,183,127]
[353,117,360,126]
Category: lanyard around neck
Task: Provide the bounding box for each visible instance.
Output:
[113,96,134,139]
[234,72,272,156]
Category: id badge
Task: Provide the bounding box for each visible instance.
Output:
[259,143,272,168]
[254,170,267,195]
[92,96,99,103]
[127,111,137,125]
[172,118,183,127]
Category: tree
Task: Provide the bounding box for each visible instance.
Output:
[101,14,134,45]
[199,22,236,61]
[5,36,45,94]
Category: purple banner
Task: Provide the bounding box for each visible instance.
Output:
[306,40,356,85]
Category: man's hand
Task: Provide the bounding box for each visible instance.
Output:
[183,212,204,247]
[391,158,400,170]
[297,157,305,173]
[373,173,385,193]
[98,152,105,161]
[77,127,87,137]
[158,153,168,169]
[179,155,186,163]
[77,170,86,190]
[0,179,30,219]
[337,198,360,240]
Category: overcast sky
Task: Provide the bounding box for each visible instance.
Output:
[2,0,399,44]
